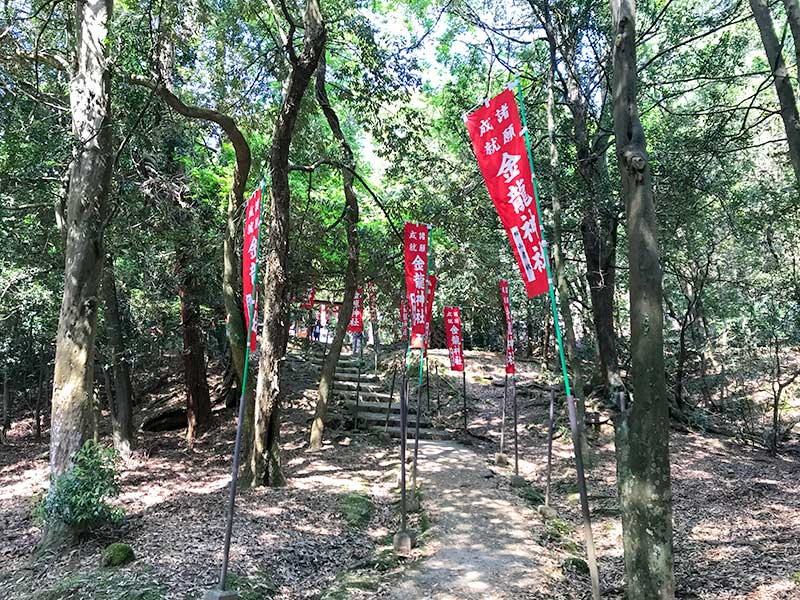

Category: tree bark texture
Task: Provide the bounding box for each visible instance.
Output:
[49,0,114,479]
[609,1,675,597]
[101,255,134,456]
[750,0,800,186]
[252,0,326,486]
[310,53,359,450]
[783,0,800,88]
[177,246,211,442]
[544,36,588,453]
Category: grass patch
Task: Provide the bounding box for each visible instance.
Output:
[514,481,545,506]
[226,570,278,600]
[339,492,374,528]
[35,568,165,600]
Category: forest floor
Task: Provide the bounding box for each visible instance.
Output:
[1,343,800,599]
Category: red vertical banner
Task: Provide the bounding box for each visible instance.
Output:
[424,274,437,351]
[499,279,515,374]
[348,288,364,333]
[242,186,262,352]
[399,298,408,340]
[300,287,316,309]
[404,222,430,349]
[465,88,548,299]
[320,303,328,326]
[444,306,464,372]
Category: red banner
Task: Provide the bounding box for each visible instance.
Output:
[465,88,548,299]
[400,298,408,340]
[499,279,515,374]
[404,222,429,349]
[424,274,437,351]
[348,287,364,333]
[300,287,316,309]
[444,306,464,372]
[242,186,262,352]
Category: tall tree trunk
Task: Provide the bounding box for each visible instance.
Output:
[101,254,134,456]
[609,1,675,597]
[310,53,359,450]
[782,0,800,83]
[545,36,588,452]
[1,371,9,445]
[177,247,211,441]
[750,0,800,185]
[252,0,326,486]
[49,0,113,480]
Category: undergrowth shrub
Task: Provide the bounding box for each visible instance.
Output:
[35,440,123,533]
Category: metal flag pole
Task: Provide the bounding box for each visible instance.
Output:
[507,286,519,476]
[545,385,556,507]
[500,371,508,455]
[515,78,600,600]
[217,181,264,593]
[412,227,431,492]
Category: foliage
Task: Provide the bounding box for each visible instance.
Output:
[35,441,123,533]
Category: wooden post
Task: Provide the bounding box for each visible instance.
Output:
[500,372,508,454]
[399,374,408,532]
[462,369,468,431]
[435,363,441,416]
[512,375,519,476]
[545,386,555,506]
[566,394,601,599]
[384,365,398,432]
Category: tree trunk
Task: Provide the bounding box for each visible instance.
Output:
[310,53,359,450]
[1,371,9,445]
[252,0,326,486]
[750,0,800,185]
[102,254,134,456]
[177,247,211,442]
[782,0,800,83]
[609,1,675,597]
[49,0,113,481]
[545,37,588,456]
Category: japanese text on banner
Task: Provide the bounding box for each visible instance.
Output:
[403,222,430,349]
[444,306,464,372]
[347,288,364,333]
[465,89,548,299]
[242,187,262,352]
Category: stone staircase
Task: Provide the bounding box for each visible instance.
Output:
[305,347,444,440]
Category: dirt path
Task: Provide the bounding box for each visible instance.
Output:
[385,440,560,600]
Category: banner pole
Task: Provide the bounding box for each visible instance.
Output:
[218,181,264,591]
[500,371,507,455]
[412,232,431,493]
[515,79,600,600]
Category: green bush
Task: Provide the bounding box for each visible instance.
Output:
[36,441,123,532]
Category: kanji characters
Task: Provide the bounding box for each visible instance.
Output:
[507,179,533,214]
[502,124,515,144]
[496,103,509,123]
[480,118,493,136]
[485,137,500,156]
[496,152,521,183]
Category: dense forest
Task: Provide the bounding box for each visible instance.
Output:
[2,0,800,598]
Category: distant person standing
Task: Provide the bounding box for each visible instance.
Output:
[352,331,362,355]
[312,319,321,341]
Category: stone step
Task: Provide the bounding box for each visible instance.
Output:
[352,411,431,427]
[334,372,380,383]
[343,400,409,413]
[333,380,385,393]
[334,389,392,402]
[369,425,447,440]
